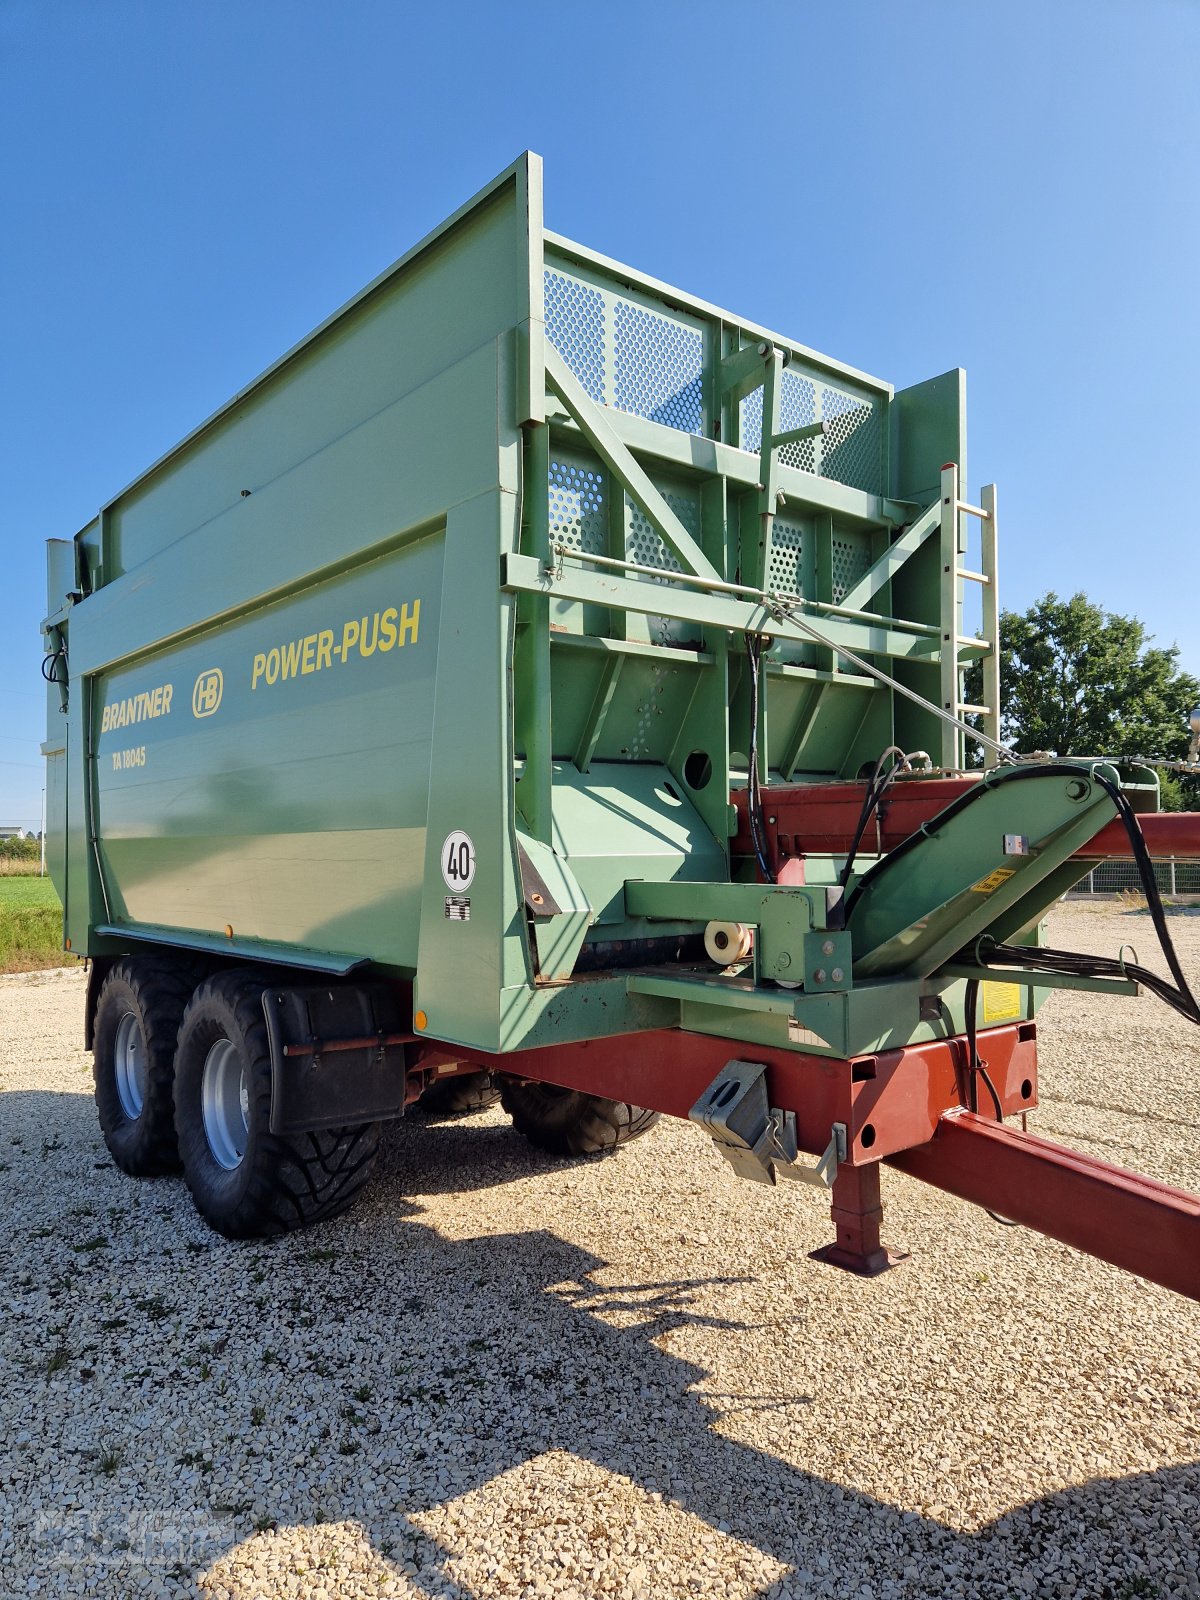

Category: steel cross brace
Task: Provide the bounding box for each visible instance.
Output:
[544,342,720,583]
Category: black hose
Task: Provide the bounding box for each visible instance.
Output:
[979,768,1199,1027]
[845,759,1199,1029]
[963,978,1004,1119]
[743,634,775,884]
[838,746,907,889]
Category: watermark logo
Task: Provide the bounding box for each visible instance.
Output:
[192,669,224,718]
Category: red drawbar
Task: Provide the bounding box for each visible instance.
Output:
[890,1111,1200,1300]
[417,1024,1200,1298]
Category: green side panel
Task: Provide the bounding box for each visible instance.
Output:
[75,340,506,676]
[58,158,538,969]
[91,536,441,963]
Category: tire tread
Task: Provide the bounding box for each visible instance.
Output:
[176,973,381,1238]
[93,956,202,1176]
[499,1080,660,1158]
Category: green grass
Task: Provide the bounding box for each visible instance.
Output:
[0,877,60,910]
[0,876,67,973]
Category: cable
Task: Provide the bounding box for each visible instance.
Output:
[743,633,775,884]
[41,647,67,684]
[763,591,1016,766]
[838,746,907,888]
[962,978,1019,1226]
[977,767,1199,1027]
[963,979,1006,1122]
[964,979,980,1114]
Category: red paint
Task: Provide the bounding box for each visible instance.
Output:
[431,1025,1038,1166]
[809,1163,908,1277]
[731,778,1200,866]
[889,1110,1200,1301]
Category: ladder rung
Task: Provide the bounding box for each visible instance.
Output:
[957,702,991,716]
[958,567,990,584]
[956,499,992,521]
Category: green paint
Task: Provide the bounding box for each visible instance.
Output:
[41,153,1140,1060]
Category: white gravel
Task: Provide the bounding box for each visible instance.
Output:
[1,903,1199,1599]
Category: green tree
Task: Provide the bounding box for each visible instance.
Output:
[969,592,1199,807]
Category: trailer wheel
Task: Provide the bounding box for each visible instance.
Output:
[93,958,197,1176]
[418,1071,500,1116]
[499,1080,660,1157]
[173,973,381,1239]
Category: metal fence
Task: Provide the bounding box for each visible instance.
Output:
[1067,858,1200,897]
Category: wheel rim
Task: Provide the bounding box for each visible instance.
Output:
[201,1038,250,1171]
[114,1012,147,1120]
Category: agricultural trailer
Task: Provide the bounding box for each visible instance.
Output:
[41,153,1200,1293]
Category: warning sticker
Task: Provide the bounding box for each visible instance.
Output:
[982,981,1023,1024]
[445,896,471,922]
[969,866,1016,895]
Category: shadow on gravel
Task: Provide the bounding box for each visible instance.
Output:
[4,1090,1199,1599]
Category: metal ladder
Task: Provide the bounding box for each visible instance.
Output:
[939,462,999,770]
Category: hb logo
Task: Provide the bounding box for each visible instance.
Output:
[192,669,224,718]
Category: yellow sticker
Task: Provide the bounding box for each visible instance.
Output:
[969,866,1016,894]
[982,981,1022,1024]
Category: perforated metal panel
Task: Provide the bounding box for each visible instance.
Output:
[544,264,707,437]
[626,485,699,647]
[544,270,606,403]
[548,454,606,556]
[613,301,703,433]
[820,389,882,495]
[740,370,883,495]
[544,262,887,498]
[831,531,871,603]
[741,371,819,474]
[768,517,805,595]
[626,500,686,578]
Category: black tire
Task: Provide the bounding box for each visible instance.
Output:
[418,1071,500,1115]
[499,1080,660,1157]
[173,972,381,1239]
[93,957,198,1176]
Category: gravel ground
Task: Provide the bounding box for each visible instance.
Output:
[1,904,1198,1600]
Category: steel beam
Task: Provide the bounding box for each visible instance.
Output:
[730,779,1200,863]
[502,553,942,664]
[837,499,941,613]
[544,343,721,582]
[437,1024,1038,1166]
[889,1111,1200,1302]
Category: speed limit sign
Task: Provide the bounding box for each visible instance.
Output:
[440,830,476,892]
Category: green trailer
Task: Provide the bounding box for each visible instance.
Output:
[42,154,1200,1291]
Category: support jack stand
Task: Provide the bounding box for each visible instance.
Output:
[809,1164,909,1278]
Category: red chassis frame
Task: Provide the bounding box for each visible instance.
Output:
[424,1023,1200,1302]
[730,777,1200,871]
[408,777,1200,1301]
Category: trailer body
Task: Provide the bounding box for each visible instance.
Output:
[42,154,1200,1294]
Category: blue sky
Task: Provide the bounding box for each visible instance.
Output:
[2,0,1197,829]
